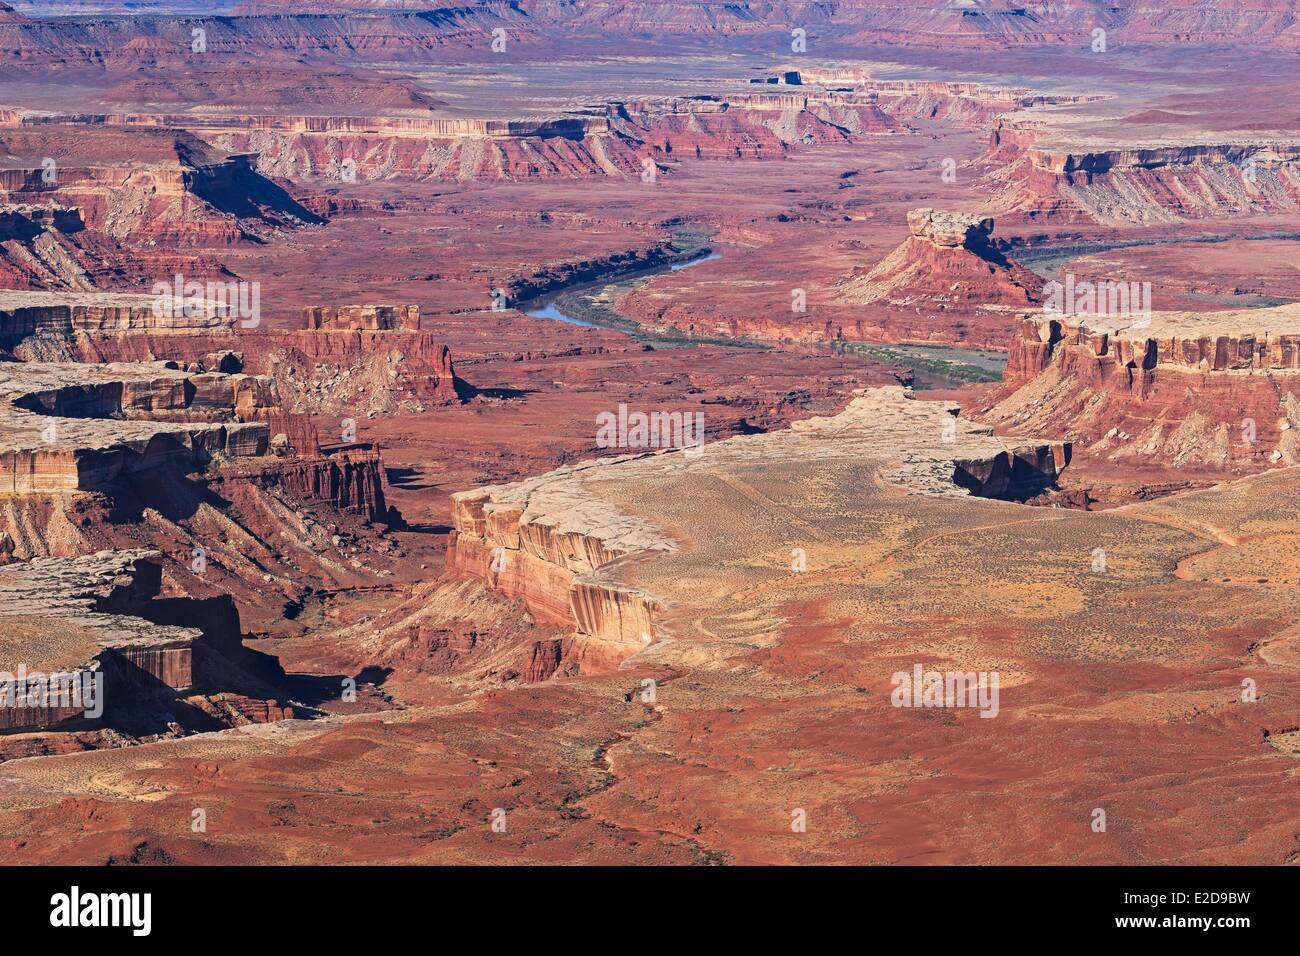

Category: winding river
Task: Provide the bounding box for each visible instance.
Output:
[523,251,721,327]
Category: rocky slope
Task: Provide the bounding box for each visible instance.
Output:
[0,292,471,415]
[984,122,1300,225]
[0,123,322,246]
[838,208,1041,310]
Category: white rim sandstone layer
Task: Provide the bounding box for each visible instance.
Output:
[982,303,1300,471]
[447,386,1070,671]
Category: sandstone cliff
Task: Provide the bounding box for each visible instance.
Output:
[446,386,1069,675]
[978,303,1300,472]
[984,126,1300,224]
[0,292,471,415]
[833,208,1041,345]
[0,551,200,733]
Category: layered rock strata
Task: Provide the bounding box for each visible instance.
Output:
[833,208,1041,345]
[302,304,420,331]
[0,291,469,411]
[0,126,321,242]
[0,360,274,494]
[447,386,1069,672]
[0,550,199,733]
[985,127,1300,224]
[979,303,1300,471]
[839,208,1041,310]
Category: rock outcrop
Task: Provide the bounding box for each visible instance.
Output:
[302,304,421,332]
[0,291,471,414]
[985,127,1300,224]
[834,209,1041,344]
[978,303,1300,472]
[0,125,322,243]
[0,551,199,732]
[839,209,1041,309]
[447,386,1069,674]
[0,360,274,494]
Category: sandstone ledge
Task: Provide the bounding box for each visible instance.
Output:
[0,550,199,732]
[0,360,273,494]
[1012,303,1300,377]
[448,387,1069,669]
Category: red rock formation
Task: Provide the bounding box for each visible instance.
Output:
[841,209,1040,307]
[0,551,199,733]
[984,128,1300,225]
[446,387,1068,675]
[302,304,420,331]
[612,96,854,161]
[251,448,393,522]
[978,305,1300,473]
[832,209,1041,344]
[0,292,471,413]
[0,125,321,244]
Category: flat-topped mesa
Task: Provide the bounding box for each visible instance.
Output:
[302,304,420,332]
[0,125,321,242]
[0,289,234,346]
[0,550,200,733]
[274,305,465,409]
[982,303,1300,472]
[0,290,470,411]
[984,127,1300,224]
[12,110,608,139]
[447,386,1068,674]
[0,360,276,494]
[1007,306,1300,382]
[907,208,995,249]
[188,110,642,183]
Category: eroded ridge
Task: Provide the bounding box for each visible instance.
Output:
[447,386,1070,670]
[0,360,273,494]
[836,207,1042,325]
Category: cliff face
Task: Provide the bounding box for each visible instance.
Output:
[0,292,471,414]
[446,386,1069,676]
[0,360,281,495]
[0,551,200,733]
[980,304,1300,472]
[0,126,321,243]
[446,479,667,664]
[210,123,646,183]
[7,1,1291,56]
[985,127,1300,224]
[302,304,420,331]
[251,448,393,521]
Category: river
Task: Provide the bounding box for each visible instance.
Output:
[523,251,721,327]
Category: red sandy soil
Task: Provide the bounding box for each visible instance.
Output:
[1,8,1299,866]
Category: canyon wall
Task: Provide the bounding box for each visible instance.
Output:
[446,386,1069,676]
[1,293,470,413]
[985,127,1300,224]
[0,551,199,733]
[980,305,1300,472]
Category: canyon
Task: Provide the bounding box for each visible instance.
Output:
[0,0,1295,873]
